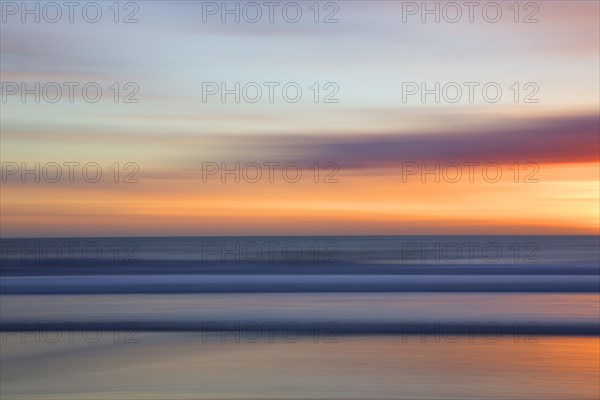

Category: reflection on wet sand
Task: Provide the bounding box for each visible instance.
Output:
[1,335,598,399]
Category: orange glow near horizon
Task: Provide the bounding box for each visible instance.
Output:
[2,161,598,237]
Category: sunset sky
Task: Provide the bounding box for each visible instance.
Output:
[1,1,598,237]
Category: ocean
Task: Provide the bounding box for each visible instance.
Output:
[1,236,599,399]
